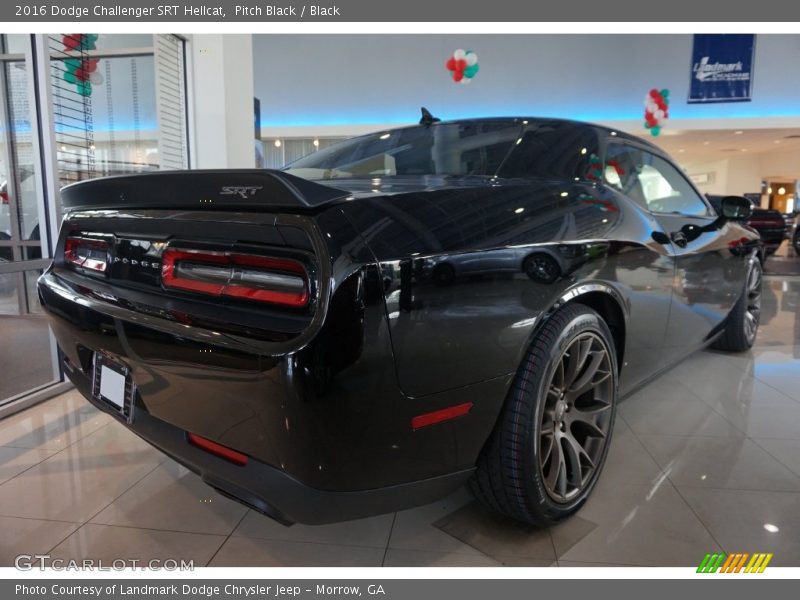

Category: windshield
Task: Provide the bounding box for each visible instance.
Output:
[284,120,601,182]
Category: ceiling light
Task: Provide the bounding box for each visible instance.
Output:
[778,186,786,195]
[312,139,319,147]
[580,147,587,155]
[560,192,568,197]
[768,187,773,194]
[678,149,685,153]
[741,148,748,152]
[734,130,743,135]
[703,141,710,145]
[610,131,618,136]
[764,523,779,533]
[274,140,282,148]
[514,207,524,214]
[516,138,522,145]
[379,133,391,140]
[774,140,781,144]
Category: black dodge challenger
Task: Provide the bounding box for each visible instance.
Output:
[38,117,763,526]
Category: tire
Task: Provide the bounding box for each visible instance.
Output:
[469,303,618,526]
[712,257,762,352]
[793,232,800,255]
[523,253,560,284]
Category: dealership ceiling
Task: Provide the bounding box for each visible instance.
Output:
[644,128,800,161]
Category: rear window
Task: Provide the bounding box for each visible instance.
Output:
[285,120,601,182]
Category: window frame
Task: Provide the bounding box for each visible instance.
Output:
[602,138,715,218]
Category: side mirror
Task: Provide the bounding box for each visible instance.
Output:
[720,196,752,221]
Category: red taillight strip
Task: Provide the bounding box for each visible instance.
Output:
[187,432,249,466]
[411,402,474,431]
[161,248,309,307]
[64,236,109,273]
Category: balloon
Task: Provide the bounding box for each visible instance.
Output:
[65,58,80,71]
[89,72,104,85]
[655,109,665,120]
[446,48,479,84]
[650,126,661,137]
[64,71,76,84]
[464,64,479,78]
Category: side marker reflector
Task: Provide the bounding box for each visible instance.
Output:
[411,402,473,431]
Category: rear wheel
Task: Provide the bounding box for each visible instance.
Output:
[712,258,762,352]
[470,304,617,526]
[523,253,560,284]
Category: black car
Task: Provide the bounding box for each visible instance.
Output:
[707,195,786,255]
[38,117,764,527]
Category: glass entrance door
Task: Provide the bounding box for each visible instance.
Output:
[0,34,60,405]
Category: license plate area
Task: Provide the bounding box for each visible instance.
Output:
[92,353,135,423]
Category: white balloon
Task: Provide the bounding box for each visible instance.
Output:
[655,109,665,120]
[89,72,104,85]
[453,49,466,61]
[460,77,472,84]
[465,52,478,66]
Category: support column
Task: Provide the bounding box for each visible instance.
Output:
[189,34,255,169]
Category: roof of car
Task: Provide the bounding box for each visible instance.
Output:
[376,116,663,153]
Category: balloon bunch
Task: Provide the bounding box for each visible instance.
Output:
[644,88,670,137]
[445,49,479,84]
[62,34,103,97]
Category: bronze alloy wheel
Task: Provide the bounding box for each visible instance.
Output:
[539,332,614,503]
[743,259,762,345]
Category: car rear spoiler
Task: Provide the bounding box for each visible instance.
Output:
[60,169,350,212]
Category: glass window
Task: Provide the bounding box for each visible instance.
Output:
[286,120,600,181]
[604,144,710,216]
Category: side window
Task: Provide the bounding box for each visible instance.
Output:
[604,144,710,216]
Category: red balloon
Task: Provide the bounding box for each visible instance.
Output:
[74,68,88,81]
[453,70,464,82]
[650,88,659,98]
[63,35,81,50]
[83,59,99,73]
[455,59,467,71]
[446,58,456,71]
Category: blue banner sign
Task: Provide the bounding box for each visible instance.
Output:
[689,34,755,103]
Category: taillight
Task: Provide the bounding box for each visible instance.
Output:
[0,191,8,204]
[161,248,309,307]
[64,236,109,273]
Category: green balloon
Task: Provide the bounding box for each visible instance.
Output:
[65,58,80,71]
[78,81,92,96]
[63,71,76,83]
[644,121,651,128]
[650,126,661,137]
[464,64,479,78]
[660,89,670,98]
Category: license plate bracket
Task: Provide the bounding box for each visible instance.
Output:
[92,353,135,423]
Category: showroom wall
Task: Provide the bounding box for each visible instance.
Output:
[253,34,800,132]
[685,147,799,197]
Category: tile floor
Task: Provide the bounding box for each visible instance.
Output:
[0,275,798,567]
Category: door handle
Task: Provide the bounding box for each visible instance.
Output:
[670,231,688,248]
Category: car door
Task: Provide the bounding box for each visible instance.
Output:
[604,142,746,360]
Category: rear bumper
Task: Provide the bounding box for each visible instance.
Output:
[64,360,471,525]
[38,268,499,524]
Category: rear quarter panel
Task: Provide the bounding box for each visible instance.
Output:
[341,180,676,398]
